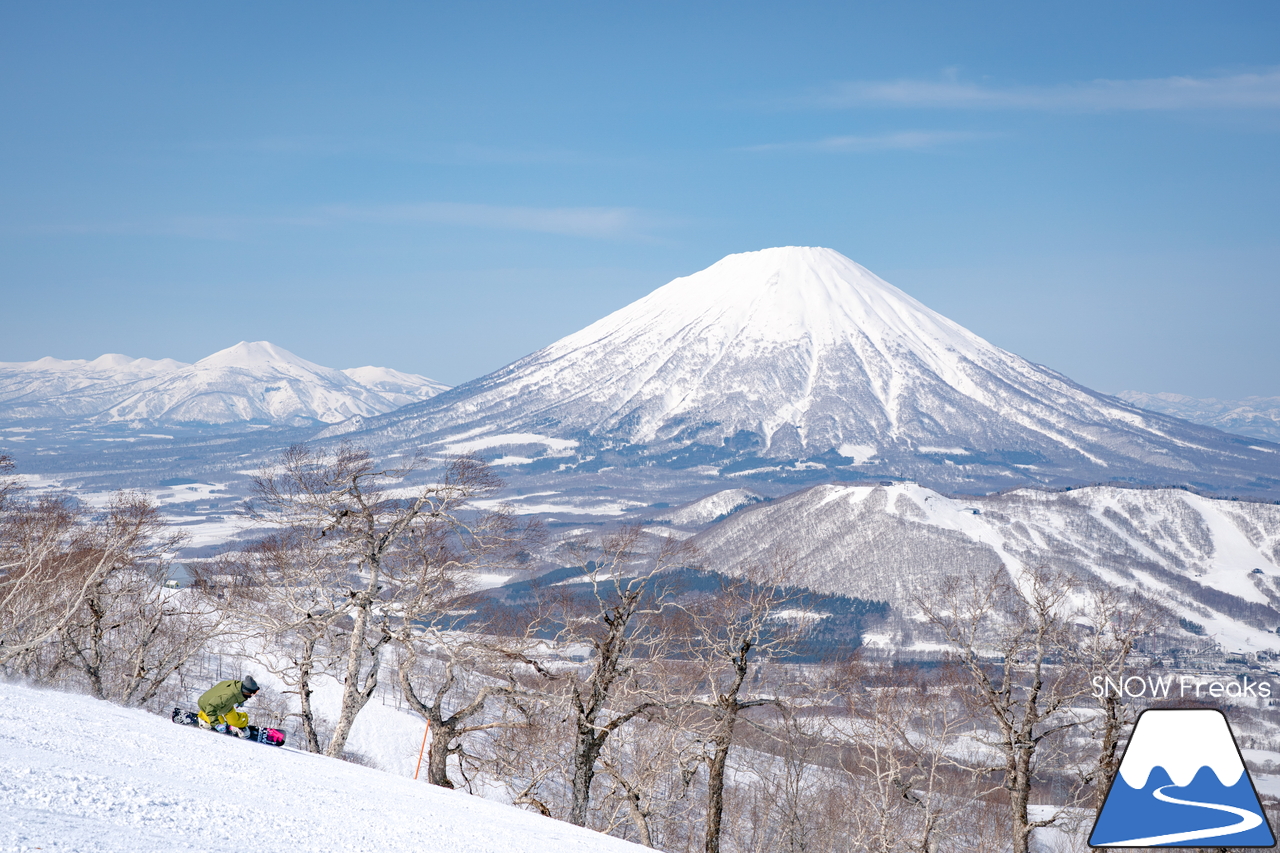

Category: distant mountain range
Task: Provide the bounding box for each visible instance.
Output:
[4,249,1277,501]
[0,341,449,428]
[318,247,1280,497]
[1118,391,1280,444]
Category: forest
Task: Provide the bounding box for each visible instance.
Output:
[2,446,1275,853]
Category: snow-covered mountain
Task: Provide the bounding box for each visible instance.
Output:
[0,682,646,853]
[326,247,1280,496]
[342,365,451,408]
[0,353,189,420]
[1119,390,1280,444]
[647,488,766,527]
[0,342,448,428]
[691,481,1280,653]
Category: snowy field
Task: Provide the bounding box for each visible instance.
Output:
[0,682,645,853]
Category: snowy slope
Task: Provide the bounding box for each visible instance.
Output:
[100,341,407,426]
[0,343,449,427]
[692,482,1280,653]
[342,365,451,408]
[1119,390,1280,444]
[0,682,645,853]
[328,247,1280,496]
[0,354,189,420]
[648,488,765,526]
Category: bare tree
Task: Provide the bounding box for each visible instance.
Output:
[593,705,703,850]
[735,707,829,853]
[823,665,981,853]
[59,570,220,707]
[682,560,801,853]
[395,633,533,788]
[0,454,16,512]
[0,487,189,687]
[1075,583,1166,814]
[220,528,352,753]
[48,494,209,704]
[485,683,568,818]
[916,565,1091,853]
[522,527,695,827]
[246,442,524,759]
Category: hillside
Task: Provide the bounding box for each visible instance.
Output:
[0,682,646,853]
[692,482,1280,653]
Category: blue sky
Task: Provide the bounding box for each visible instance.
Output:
[1,2,1277,397]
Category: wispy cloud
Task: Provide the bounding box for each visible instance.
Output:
[806,68,1280,112]
[21,202,676,241]
[319,202,667,239]
[744,130,995,153]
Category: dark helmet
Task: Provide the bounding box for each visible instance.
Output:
[240,675,260,695]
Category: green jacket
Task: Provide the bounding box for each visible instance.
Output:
[198,679,252,724]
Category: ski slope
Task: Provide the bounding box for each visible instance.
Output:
[0,682,645,853]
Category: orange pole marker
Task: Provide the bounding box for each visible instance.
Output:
[413,720,431,781]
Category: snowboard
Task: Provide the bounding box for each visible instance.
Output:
[171,707,286,747]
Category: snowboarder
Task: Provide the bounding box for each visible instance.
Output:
[197,675,259,738]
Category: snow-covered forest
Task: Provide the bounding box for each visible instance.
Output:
[3,446,1279,852]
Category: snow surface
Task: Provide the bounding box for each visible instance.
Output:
[472,492,643,517]
[439,433,579,455]
[0,681,646,853]
[98,342,426,426]
[647,488,764,527]
[342,365,450,407]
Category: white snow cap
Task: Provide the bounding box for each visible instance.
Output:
[512,245,1004,443]
[558,246,987,366]
[195,340,331,373]
[1119,709,1246,789]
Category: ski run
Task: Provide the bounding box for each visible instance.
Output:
[0,681,647,853]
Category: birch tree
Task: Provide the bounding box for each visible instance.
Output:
[528,527,695,827]
[395,634,532,788]
[221,528,351,753]
[0,487,188,684]
[825,670,981,853]
[247,442,524,760]
[1075,583,1165,813]
[916,565,1090,853]
[683,563,801,853]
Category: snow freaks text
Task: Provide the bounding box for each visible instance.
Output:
[1091,674,1273,699]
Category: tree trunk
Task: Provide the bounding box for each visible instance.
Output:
[425,719,454,788]
[616,775,654,848]
[397,654,459,788]
[704,708,737,853]
[1095,693,1123,813]
[325,597,386,758]
[296,635,322,753]
[569,728,605,827]
[1009,747,1034,853]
